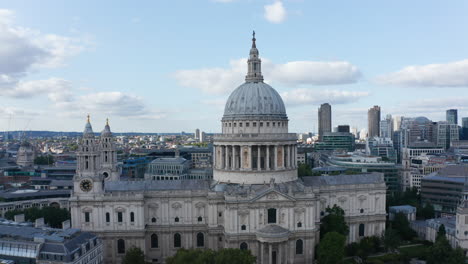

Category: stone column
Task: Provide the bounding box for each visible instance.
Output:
[261,242,264,264]
[248,146,252,170]
[266,145,270,170]
[285,145,290,168]
[240,145,244,170]
[274,145,278,170]
[289,145,292,168]
[279,243,283,264]
[280,145,285,169]
[269,243,272,264]
[224,145,229,170]
[213,146,217,169]
[257,145,261,171]
[232,145,237,170]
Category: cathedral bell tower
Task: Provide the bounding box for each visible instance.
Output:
[73,115,104,196]
[99,119,120,181]
[456,177,468,252]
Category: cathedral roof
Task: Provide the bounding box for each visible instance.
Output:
[101,119,112,137]
[222,32,287,121]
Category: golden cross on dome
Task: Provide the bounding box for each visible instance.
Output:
[87,114,90,123]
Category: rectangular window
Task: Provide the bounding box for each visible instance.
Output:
[246,122,250,127]
[106,213,110,223]
[253,122,256,127]
[118,212,123,222]
[260,122,263,127]
[266,122,270,127]
[239,123,243,127]
[272,122,275,127]
[233,123,237,127]
[85,212,90,222]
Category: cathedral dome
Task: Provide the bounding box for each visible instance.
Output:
[222,31,287,121]
[223,82,287,120]
[101,119,112,137]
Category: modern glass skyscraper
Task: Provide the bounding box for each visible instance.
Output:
[318,103,331,140]
[368,105,381,138]
[462,117,468,140]
[446,109,458,125]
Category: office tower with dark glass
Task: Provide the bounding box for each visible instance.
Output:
[318,103,332,140]
[368,105,381,138]
[446,109,458,125]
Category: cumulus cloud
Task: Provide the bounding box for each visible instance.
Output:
[264,1,287,23]
[0,9,86,90]
[281,88,369,106]
[375,59,468,87]
[174,58,361,95]
[5,78,72,99]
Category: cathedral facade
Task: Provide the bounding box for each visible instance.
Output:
[70,34,386,264]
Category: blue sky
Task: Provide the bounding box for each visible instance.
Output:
[1,0,468,133]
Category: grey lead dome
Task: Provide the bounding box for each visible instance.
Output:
[223,82,287,120]
[222,32,287,121]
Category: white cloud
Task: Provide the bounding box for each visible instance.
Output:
[0,9,86,89]
[5,78,72,99]
[174,58,361,95]
[375,59,468,87]
[264,1,287,24]
[281,88,369,106]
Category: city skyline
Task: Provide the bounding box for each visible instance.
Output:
[1,1,468,133]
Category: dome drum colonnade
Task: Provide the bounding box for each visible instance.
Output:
[213,31,298,185]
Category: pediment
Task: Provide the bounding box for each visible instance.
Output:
[251,189,295,203]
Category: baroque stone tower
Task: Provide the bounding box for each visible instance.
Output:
[213,31,298,184]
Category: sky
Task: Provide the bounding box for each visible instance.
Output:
[1,0,468,133]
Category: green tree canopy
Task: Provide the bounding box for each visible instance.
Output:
[427,232,452,264]
[382,228,401,253]
[298,163,313,177]
[5,206,70,228]
[391,212,417,241]
[122,247,147,264]
[34,155,54,165]
[320,205,349,238]
[436,224,446,241]
[317,231,346,264]
[166,248,255,264]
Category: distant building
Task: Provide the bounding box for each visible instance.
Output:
[0,218,102,264]
[404,154,451,192]
[421,165,468,215]
[379,114,393,139]
[446,109,458,125]
[314,132,355,152]
[462,117,468,140]
[434,121,459,149]
[399,117,434,150]
[337,125,350,133]
[199,131,206,143]
[389,205,416,221]
[195,128,200,140]
[366,137,397,162]
[318,103,332,140]
[368,106,381,138]
[16,141,35,168]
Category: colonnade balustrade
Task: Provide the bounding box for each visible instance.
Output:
[214,144,297,171]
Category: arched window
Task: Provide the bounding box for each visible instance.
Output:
[151,217,156,223]
[240,242,248,250]
[196,233,204,247]
[117,239,125,254]
[105,212,110,223]
[117,212,123,222]
[360,209,364,214]
[241,225,246,230]
[267,208,277,223]
[296,239,303,254]
[198,216,203,222]
[297,222,302,228]
[151,234,158,248]
[359,224,365,237]
[174,233,181,248]
[175,217,179,223]
[130,212,135,222]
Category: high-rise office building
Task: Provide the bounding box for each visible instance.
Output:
[318,103,332,140]
[368,105,381,138]
[462,117,468,140]
[379,114,393,138]
[337,125,350,133]
[446,109,458,125]
[434,121,459,149]
[195,128,200,139]
[393,115,403,131]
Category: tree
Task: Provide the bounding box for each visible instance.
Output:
[427,229,452,264]
[320,205,349,238]
[317,232,346,264]
[447,247,465,264]
[420,203,435,219]
[122,247,147,264]
[34,155,54,165]
[5,206,70,228]
[166,248,255,264]
[356,237,376,262]
[392,212,416,241]
[382,228,400,253]
[298,163,313,177]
